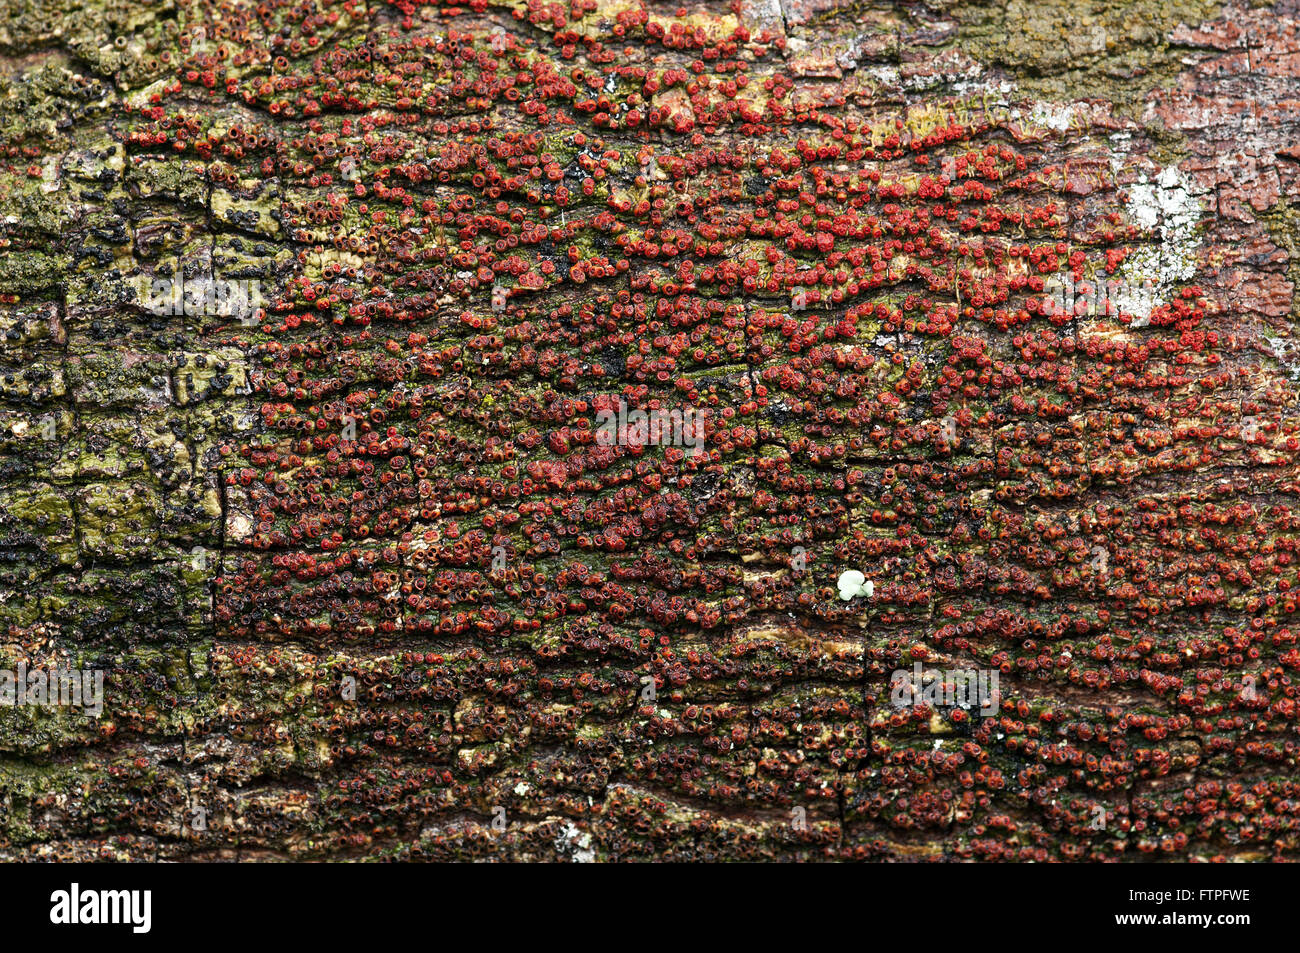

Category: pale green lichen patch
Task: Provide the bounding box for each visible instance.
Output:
[953,0,1229,116]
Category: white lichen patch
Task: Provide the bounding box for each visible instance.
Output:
[1266,336,1300,382]
[953,77,1014,100]
[1107,132,1133,175]
[862,65,901,86]
[902,58,985,92]
[1112,165,1203,323]
[558,822,595,863]
[1028,101,1078,132]
[837,569,874,601]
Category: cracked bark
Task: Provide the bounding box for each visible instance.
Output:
[0,0,1298,861]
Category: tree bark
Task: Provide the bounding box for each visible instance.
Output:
[0,0,1298,861]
